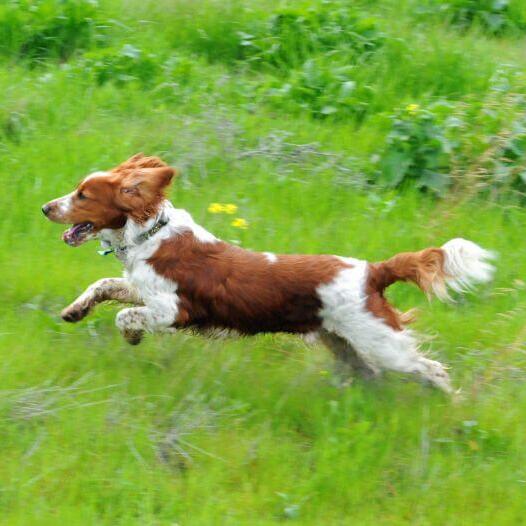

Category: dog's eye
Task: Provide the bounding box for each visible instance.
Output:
[77,191,86,200]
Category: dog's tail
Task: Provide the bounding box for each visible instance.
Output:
[369,238,496,301]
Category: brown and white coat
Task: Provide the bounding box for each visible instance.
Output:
[43,154,495,393]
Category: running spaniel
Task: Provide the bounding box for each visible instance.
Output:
[42,154,495,393]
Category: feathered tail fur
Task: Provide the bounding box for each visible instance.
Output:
[371,238,496,301]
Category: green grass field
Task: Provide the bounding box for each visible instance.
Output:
[2,0,526,524]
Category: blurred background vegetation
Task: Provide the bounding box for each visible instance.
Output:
[1,0,526,524]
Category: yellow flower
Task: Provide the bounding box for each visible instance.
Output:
[231,218,249,229]
[223,203,238,215]
[406,103,420,114]
[208,202,226,213]
[207,202,239,214]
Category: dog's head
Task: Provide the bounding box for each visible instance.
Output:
[42,153,176,246]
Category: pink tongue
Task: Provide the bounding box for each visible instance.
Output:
[69,224,84,236]
[62,224,85,243]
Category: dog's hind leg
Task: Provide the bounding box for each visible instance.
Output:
[331,321,453,394]
[318,261,454,394]
[61,278,143,323]
[319,329,379,380]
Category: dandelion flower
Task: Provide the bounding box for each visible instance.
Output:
[231,218,249,229]
[406,103,420,114]
[223,203,238,214]
[208,203,225,213]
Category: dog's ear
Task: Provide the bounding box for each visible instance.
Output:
[125,152,145,164]
[120,166,176,197]
[121,153,170,170]
[117,166,177,221]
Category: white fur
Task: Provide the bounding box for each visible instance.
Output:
[54,191,74,213]
[117,263,179,332]
[317,259,452,392]
[441,238,496,295]
[263,252,278,263]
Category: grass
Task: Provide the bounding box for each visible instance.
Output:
[2,0,526,523]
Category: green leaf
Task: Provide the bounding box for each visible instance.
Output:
[378,150,411,187]
[417,170,450,196]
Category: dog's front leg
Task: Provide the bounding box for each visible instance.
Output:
[115,294,179,345]
[61,278,143,323]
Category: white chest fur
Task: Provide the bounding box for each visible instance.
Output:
[99,201,217,333]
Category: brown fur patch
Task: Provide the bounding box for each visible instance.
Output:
[148,232,351,335]
[366,248,446,330]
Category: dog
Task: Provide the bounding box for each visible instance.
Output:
[42,153,495,393]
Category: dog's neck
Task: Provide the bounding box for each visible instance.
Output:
[97,199,218,264]
[98,201,171,262]
[123,203,169,247]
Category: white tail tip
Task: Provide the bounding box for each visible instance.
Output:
[441,238,496,295]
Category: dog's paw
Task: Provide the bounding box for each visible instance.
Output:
[122,329,144,345]
[61,304,90,323]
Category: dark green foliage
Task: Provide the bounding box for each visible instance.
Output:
[0,0,525,198]
[496,118,526,188]
[0,0,104,64]
[239,5,384,71]
[169,1,384,120]
[262,56,373,120]
[238,3,383,119]
[375,76,526,197]
[0,111,26,145]
[376,103,461,195]
[423,0,526,34]
[448,0,514,33]
[82,45,161,88]
[474,100,526,195]
[80,46,200,98]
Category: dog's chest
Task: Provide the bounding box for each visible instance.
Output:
[125,249,178,304]
[111,226,178,307]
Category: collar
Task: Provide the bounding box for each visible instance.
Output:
[98,216,169,257]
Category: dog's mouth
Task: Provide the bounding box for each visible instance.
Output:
[62,222,94,246]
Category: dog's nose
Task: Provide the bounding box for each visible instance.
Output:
[42,203,51,216]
